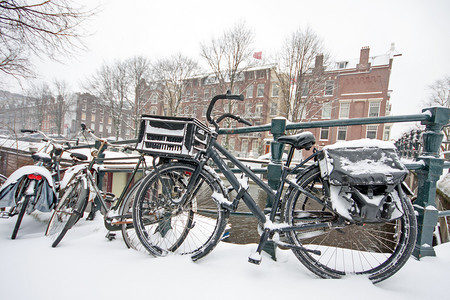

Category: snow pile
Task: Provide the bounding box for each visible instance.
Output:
[0,212,449,300]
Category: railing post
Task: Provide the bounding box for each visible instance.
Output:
[264,117,286,260]
[413,107,450,259]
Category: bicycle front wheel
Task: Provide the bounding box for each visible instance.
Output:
[119,179,145,251]
[132,162,229,260]
[46,176,88,247]
[283,166,417,283]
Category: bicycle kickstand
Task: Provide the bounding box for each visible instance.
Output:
[248,229,271,265]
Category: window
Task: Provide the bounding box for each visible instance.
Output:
[255,104,263,117]
[150,107,157,115]
[383,125,391,141]
[151,93,158,104]
[257,84,265,97]
[229,138,235,150]
[270,102,278,116]
[252,140,259,153]
[185,91,190,102]
[204,89,210,100]
[99,124,103,133]
[91,114,95,122]
[324,80,334,96]
[241,139,248,153]
[247,72,254,80]
[233,86,240,95]
[320,128,329,140]
[369,101,380,117]
[339,102,350,119]
[301,81,309,97]
[322,102,332,119]
[193,91,198,101]
[337,126,347,140]
[245,103,252,115]
[81,104,86,111]
[258,70,265,78]
[272,84,279,97]
[81,112,86,121]
[337,61,348,69]
[246,85,254,98]
[366,125,378,139]
[108,117,112,125]
[202,106,207,117]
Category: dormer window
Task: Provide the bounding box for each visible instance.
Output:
[337,61,348,69]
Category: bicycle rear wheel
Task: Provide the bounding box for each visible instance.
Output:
[11,194,30,239]
[46,176,88,247]
[283,166,417,283]
[132,162,228,260]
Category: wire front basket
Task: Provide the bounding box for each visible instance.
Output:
[136,115,211,158]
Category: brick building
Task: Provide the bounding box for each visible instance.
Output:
[304,46,394,148]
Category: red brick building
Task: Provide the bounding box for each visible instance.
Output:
[305,46,394,148]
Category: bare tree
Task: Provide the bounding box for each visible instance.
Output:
[274,27,330,125]
[51,80,72,135]
[0,0,93,79]
[200,21,255,94]
[151,54,200,117]
[126,56,152,136]
[25,82,52,131]
[425,76,450,152]
[89,60,131,140]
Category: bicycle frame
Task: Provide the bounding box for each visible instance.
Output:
[80,151,147,231]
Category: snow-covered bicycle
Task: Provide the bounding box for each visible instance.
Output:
[0,130,87,239]
[46,124,149,250]
[132,91,417,283]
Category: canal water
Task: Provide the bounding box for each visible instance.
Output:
[222,182,268,245]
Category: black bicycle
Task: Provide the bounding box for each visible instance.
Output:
[132,91,417,283]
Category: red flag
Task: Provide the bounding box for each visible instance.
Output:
[253,51,262,60]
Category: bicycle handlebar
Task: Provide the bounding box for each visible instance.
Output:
[216,113,252,127]
[207,90,245,131]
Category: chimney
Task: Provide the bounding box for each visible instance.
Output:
[357,46,371,70]
[315,54,324,69]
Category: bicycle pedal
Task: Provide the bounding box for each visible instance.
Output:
[0,212,11,219]
[248,252,262,265]
[105,232,116,241]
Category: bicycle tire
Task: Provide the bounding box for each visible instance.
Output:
[283,166,417,283]
[46,176,88,247]
[119,179,145,251]
[11,194,30,239]
[132,162,229,260]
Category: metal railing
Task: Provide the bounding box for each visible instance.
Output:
[219,106,450,260]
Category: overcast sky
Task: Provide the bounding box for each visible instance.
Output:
[3,0,450,136]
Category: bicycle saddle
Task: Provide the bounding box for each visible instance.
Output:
[277,132,316,150]
[70,152,88,161]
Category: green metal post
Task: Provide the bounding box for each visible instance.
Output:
[413,107,450,259]
[264,117,286,260]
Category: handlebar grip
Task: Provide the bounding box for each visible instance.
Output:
[225,93,244,101]
[20,129,36,133]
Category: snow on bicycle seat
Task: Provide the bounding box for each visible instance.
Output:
[277,132,315,150]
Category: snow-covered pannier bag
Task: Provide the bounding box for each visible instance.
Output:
[0,166,57,212]
[318,139,408,223]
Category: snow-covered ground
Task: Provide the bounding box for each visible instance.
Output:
[0,211,448,300]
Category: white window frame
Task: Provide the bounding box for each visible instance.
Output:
[246,85,254,98]
[320,128,329,140]
[339,102,350,119]
[366,125,378,139]
[369,101,381,117]
[337,126,347,141]
[271,84,279,97]
[270,102,278,116]
[322,102,332,119]
[255,104,263,117]
[324,80,334,96]
[257,84,265,97]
